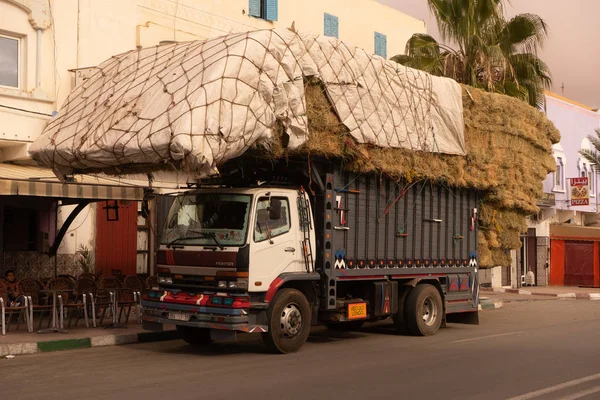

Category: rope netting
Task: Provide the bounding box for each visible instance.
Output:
[30,29,466,180]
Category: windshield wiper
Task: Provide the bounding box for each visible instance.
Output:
[204,231,224,250]
[168,230,224,250]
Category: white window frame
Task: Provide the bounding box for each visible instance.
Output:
[579,138,596,197]
[553,156,565,193]
[0,33,21,90]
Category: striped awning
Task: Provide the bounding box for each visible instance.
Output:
[0,164,145,201]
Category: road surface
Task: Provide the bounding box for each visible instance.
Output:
[2,300,600,400]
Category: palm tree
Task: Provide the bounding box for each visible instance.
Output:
[392,0,551,108]
[580,129,600,168]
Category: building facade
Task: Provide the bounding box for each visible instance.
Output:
[513,92,600,288]
[0,0,426,278]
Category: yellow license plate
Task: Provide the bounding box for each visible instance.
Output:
[347,302,367,320]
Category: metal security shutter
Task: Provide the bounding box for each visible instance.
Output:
[564,241,594,286]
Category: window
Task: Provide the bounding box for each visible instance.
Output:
[374,32,387,58]
[248,0,278,21]
[324,13,339,38]
[0,34,19,88]
[3,207,38,251]
[590,169,595,195]
[554,157,564,191]
[160,194,251,247]
[254,197,290,242]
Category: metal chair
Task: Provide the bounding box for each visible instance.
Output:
[18,278,52,330]
[123,276,145,324]
[0,283,31,335]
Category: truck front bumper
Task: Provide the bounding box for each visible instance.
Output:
[141,300,267,333]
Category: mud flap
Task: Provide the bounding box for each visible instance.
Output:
[446,311,479,325]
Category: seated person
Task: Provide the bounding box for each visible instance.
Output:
[4,270,24,307]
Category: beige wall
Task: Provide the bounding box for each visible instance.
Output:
[0,0,425,258]
[0,0,425,148]
[135,0,425,57]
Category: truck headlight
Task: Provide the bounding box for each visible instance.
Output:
[228,281,237,289]
[158,276,172,284]
[218,281,227,288]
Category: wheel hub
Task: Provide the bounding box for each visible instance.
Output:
[280,303,303,338]
[421,297,438,327]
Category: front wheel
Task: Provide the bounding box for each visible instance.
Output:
[176,325,213,347]
[405,284,443,336]
[262,288,311,354]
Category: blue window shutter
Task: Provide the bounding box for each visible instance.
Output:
[324,13,338,38]
[374,32,387,58]
[249,0,260,17]
[332,15,339,38]
[265,0,278,21]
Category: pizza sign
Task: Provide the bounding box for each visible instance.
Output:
[570,177,589,206]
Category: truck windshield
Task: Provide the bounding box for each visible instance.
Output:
[160,194,252,247]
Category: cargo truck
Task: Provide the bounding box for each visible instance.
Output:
[141,158,480,353]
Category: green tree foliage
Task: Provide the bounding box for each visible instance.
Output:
[392,0,551,108]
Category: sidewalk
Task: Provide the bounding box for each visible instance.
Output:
[0,322,178,357]
[482,285,600,300]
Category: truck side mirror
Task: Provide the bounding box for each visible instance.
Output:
[269,199,282,220]
[257,209,269,224]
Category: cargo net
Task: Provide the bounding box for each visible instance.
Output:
[30,29,466,180]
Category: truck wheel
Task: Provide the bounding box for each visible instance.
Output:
[176,325,212,347]
[392,287,411,335]
[262,288,311,354]
[405,284,443,336]
[324,321,364,331]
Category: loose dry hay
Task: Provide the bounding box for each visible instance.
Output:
[239,81,558,267]
[296,83,558,267]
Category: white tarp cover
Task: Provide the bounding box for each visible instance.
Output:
[31,29,466,179]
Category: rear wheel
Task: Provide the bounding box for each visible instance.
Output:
[405,284,443,336]
[324,320,364,331]
[262,288,311,354]
[176,325,213,347]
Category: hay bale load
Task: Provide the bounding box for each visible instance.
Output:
[30,29,559,268]
[297,82,559,267]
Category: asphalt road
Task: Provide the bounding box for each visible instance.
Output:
[2,300,600,400]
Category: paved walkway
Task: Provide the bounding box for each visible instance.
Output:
[0,320,177,357]
[482,285,600,300]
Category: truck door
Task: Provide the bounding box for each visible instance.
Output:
[249,193,304,292]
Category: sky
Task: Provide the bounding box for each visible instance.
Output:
[378,0,600,109]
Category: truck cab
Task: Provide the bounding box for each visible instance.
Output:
[143,186,318,350]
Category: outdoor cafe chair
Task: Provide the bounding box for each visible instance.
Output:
[47,277,75,330]
[18,278,53,330]
[99,276,139,325]
[0,283,31,335]
[66,277,99,328]
[123,276,145,324]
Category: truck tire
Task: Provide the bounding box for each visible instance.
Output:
[405,284,443,336]
[324,320,364,331]
[176,325,213,347]
[392,287,411,335]
[262,288,312,354]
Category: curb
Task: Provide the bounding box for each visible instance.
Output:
[482,287,600,300]
[478,298,504,311]
[0,330,179,358]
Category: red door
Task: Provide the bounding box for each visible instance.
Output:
[564,241,594,286]
[96,201,138,277]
